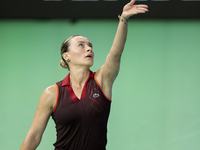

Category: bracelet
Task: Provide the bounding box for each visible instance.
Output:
[118,15,128,24]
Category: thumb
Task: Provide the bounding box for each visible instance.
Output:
[128,0,136,6]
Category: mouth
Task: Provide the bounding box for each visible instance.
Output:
[85,54,93,58]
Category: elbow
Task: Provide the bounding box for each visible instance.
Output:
[20,132,41,150]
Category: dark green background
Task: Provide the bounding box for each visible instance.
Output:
[0,19,200,150]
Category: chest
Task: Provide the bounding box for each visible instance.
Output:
[52,79,111,125]
[72,86,83,99]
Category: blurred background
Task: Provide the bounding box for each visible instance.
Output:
[0,0,200,150]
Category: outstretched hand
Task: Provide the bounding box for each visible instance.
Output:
[121,0,148,20]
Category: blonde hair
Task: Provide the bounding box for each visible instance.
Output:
[60,35,81,70]
[60,60,68,69]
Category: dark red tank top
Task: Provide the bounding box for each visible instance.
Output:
[51,71,111,150]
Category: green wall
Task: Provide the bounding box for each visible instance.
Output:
[0,19,200,150]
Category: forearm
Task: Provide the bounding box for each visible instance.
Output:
[110,15,128,57]
[110,0,148,57]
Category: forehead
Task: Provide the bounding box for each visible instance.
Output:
[70,36,90,44]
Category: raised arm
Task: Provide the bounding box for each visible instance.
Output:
[20,85,57,150]
[95,0,148,99]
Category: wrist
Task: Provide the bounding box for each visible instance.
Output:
[118,15,128,24]
[121,13,129,21]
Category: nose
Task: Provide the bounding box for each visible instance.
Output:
[87,46,92,52]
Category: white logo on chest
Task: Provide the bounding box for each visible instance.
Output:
[93,93,100,98]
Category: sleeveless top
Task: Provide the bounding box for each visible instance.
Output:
[51,71,112,150]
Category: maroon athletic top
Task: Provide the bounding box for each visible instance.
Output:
[51,71,111,150]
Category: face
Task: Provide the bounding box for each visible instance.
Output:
[63,36,94,68]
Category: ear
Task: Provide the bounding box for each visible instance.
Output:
[62,52,70,62]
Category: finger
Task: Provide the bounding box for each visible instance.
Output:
[136,4,148,8]
[137,9,148,13]
[137,7,148,11]
[128,0,136,6]
[138,8,148,13]
[135,6,148,12]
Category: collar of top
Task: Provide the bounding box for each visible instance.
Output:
[61,71,94,86]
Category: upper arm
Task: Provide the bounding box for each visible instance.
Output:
[22,85,57,147]
[95,52,121,99]
[96,50,121,89]
[102,51,121,83]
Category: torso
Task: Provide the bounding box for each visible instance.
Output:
[51,71,111,150]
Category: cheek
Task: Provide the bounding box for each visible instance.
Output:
[71,48,83,57]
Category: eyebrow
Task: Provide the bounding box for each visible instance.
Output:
[77,41,93,47]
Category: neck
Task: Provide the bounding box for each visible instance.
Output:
[69,68,90,87]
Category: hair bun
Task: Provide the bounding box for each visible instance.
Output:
[60,60,68,69]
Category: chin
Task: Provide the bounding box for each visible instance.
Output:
[88,63,93,68]
[88,61,93,66]
[89,64,93,67]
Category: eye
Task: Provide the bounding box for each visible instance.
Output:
[78,43,84,48]
[88,43,93,48]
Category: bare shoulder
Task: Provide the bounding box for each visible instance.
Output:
[39,84,58,111]
[44,84,57,98]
